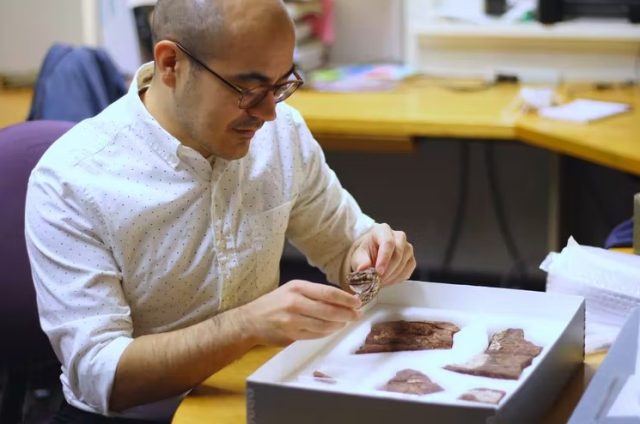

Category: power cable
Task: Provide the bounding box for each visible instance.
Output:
[484,143,528,287]
[441,142,470,272]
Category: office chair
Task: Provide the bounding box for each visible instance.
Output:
[0,120,75,423]
[604,218,633,249]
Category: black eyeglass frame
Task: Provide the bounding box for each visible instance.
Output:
[173,41,303,109]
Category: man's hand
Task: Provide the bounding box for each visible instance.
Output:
[349,223,416,286]
[240,280,363,346]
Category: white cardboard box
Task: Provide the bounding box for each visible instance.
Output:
[569,307,640,424]
[247,281,585,424]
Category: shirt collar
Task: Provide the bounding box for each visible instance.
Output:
[126,62,182,169]
[127,63,232,180]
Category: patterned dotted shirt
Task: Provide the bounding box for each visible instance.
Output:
[25,63,374,419]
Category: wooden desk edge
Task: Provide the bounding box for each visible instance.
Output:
[515,125,640,177]
[314,133,415,153]
[1,88,637,175]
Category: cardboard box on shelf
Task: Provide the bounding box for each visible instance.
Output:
[247,281,585,424]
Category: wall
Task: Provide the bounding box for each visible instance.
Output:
[0,0,401,77]
[328,0,404,65]
[0,0,98,76]
[3,0,637,81]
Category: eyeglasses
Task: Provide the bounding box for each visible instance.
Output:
[174,42,303,110]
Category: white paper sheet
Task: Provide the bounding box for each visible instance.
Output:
[539,99,630,123]
[541,237,640,353]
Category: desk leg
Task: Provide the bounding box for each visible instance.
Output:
[548,153,561,253]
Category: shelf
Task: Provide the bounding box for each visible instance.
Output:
[413,19,640,43]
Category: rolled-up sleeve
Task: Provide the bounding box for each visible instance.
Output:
[284,107,375,285]
[25,166,133,415]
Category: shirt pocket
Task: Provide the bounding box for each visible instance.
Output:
[249,200,293,288]
[220,200,293,311]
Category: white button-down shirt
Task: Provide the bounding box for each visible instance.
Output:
[25,63,374,419]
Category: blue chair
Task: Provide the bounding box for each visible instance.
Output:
[0,120,75,423]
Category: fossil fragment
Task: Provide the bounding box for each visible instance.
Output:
[356,320,460,354]
[312,370,336,384]
[486,328,542,357]
[346,267,381,305]
[380,369,444,395]
[444,328,542,380]
[459,388,506,404]
[444,353,534,380]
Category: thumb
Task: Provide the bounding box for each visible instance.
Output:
[351,245,373,272]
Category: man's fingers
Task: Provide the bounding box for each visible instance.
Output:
[374,226,412,279]
[297,315,349,334]
[372,224,395,275]
[384,250,416,285]
[351,246,372,273]
[383,232,412,282]
[379,231,406,281]
[287,280,361,310]
[296,326,345,340]
[248,280,365,346]
[293,295,362,323]
[393,231,407,259]
[280,289,356,337]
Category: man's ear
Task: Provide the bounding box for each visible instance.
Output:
[153,41,181,88]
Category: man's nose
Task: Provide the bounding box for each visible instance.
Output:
[247,92,277,122]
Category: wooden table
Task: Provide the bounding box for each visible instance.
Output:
[286,79,519,152]
[1,82,638,174]
[287,80,640,175]
[0,88,31,128]
[515,84,640,176]
[172,346,606,424]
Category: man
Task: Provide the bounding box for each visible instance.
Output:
[25,0,415,422]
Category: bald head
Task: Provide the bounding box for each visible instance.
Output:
[151,0,294,61]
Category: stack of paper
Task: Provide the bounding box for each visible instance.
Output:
[541,237,640,353]
[539,99,631,123]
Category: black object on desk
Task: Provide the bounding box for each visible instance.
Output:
[537,0,640,24]
[485,0,507,16]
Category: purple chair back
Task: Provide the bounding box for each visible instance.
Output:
[0,120,74,363]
